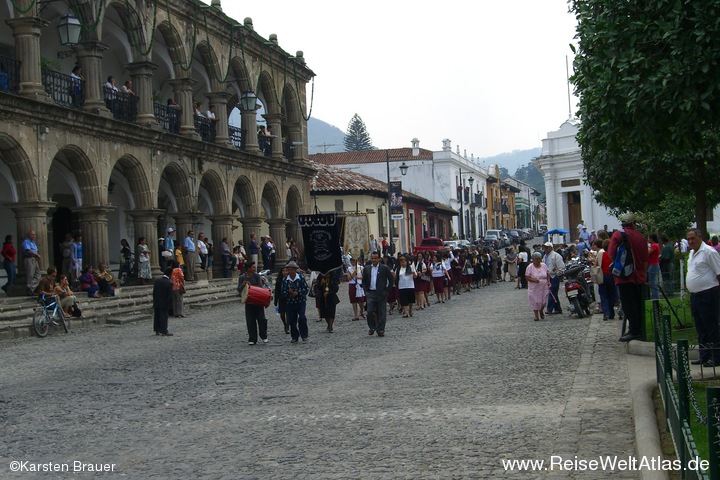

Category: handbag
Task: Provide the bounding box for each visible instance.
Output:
[355,284,365,298]
[590,252,604,284]
[419,274,431,282]
[179,284,186,294]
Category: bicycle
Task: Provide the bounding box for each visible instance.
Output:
[32,294,69,337]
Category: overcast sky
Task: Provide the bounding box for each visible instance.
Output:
[207,0,579,158]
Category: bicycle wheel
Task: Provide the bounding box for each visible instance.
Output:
[58,308,69,334]
[33,309,49,337]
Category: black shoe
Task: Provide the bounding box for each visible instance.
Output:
[368,329,375,336]
[377,331,385,337]
[691,359,704,365]
[703,360,717,368]
[162,332,174,336]
[618,333,641,342]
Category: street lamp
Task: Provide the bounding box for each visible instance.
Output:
[385,151,409,254]
[457,167,475,240]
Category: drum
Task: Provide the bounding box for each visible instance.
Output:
[240,284,272,308]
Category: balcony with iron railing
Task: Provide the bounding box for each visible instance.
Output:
[0,55,20,94]
[228,125,246,150]
[2,61,291,156]
[42,68,84,109]
[103,86,138,123]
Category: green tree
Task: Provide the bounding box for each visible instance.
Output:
[343,114,374,151]
[514,162,546,202]
[571,0,720,237]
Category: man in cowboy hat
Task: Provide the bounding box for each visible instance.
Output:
[281,261,310,343]
[238,260,271,345]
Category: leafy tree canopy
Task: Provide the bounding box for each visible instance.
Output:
[343,114,374,151]
[571,0,720,237]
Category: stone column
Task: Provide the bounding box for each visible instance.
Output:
[240,217,264,244]
[544,171,557,232]
[127,61,159,128]
[267,218,289,269]
[205,92,232,147]
[168,78,200,140]
[208,214,235,277]
[285,124,303,161]
[263,113,284,160]
[241,107,260,153]
[75,41,112,117]
[129,209,164,278]
[11,202,56,284]
[75,205,115,270]
[6,17,51,102]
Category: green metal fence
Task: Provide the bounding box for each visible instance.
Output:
[655,308,720,479]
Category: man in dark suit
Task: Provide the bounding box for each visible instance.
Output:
[363,251,395,337]
[153,267,174,336]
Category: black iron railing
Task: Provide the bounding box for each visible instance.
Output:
[153,102,181,134]
[42,68,84,109]
[194,115,215,143]
[103,86,138,123]
[228,125,246,150]
[0,55,20,94]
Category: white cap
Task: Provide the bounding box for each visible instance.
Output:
[167,227,174,233]
[543,241,553,248]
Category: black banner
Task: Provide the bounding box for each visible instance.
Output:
[390,181,403,217]
[298,213,343,274]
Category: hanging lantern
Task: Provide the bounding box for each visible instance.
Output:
[239,91,257,111]
[57,11,81,46]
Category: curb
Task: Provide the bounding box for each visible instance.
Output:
[627,353,669,480]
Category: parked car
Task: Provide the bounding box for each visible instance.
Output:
[482,234,500,249]
[445,240,472,250]
[486,229,509,247]
[539,224,548,234]
[508,230,521,243]
[413,237,447,255]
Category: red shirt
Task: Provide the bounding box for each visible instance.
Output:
[607,226,649,284]
[1,242,15,263]
[648,243,660,265]
[599,250,612,275]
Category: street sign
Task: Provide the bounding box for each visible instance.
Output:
[391,214,404,220]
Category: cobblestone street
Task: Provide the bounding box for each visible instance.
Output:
[0,279,639,479]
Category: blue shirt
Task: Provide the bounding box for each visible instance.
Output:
[22,238,38,255]
[184,236,195,252]
[165,236,174,252]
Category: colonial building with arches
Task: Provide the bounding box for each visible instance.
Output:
[0,0,315,286]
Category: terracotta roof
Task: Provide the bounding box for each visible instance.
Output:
[430,202,459,216]
[310,162,429,205]
[310,147,434,165]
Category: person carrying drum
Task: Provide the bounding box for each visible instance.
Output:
[237,261,270,345]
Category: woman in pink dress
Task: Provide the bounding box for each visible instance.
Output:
[525,251,551,321]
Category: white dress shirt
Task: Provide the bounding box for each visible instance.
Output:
[687,241,720,293]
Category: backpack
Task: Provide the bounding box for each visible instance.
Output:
[612,232,634,278]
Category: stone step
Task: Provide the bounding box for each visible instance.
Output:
[0,278,242,340]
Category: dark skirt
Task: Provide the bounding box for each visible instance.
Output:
[387,286,398,304]
[432,276,445,293]
[414,276,431,293]
[398,288,415,306]
[348,283,365,304]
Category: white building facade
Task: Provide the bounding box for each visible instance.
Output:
[533,120,618,238]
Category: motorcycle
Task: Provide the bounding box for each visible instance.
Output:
[561,260,595,318]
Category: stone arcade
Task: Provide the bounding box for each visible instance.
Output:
[0,0,315,287]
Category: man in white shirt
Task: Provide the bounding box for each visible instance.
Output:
[197,233,209,272]
[542,241,566,314]
[686,228,720,367]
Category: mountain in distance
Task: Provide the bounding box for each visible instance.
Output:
[308,117,346,154]
[479,148,542,178]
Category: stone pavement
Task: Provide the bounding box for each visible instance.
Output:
[0,277,661,479]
